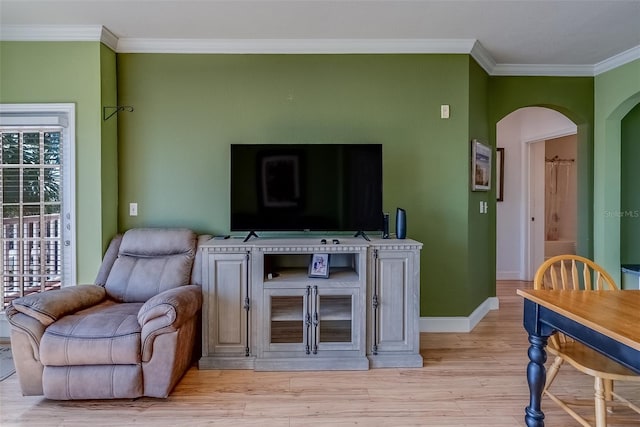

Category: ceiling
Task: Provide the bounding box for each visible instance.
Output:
[1,0,639,75]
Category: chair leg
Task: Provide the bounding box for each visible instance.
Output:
[604,379,613,414]
[544,356,564,392]
[594,377,607,427]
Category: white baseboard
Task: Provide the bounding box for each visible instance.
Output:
[420,297,500,333]
[496,270,522,280]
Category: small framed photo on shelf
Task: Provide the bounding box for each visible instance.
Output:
[308,253,330,278]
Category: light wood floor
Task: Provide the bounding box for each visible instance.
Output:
[1,281,639,426]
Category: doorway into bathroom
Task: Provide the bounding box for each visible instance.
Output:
[496,107,577,281]
[541,136,578,260]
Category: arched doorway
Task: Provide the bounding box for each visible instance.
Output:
[496,107,577,281]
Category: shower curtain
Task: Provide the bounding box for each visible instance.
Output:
[545,157,573,241]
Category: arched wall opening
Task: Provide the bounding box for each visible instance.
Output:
[596,91,640,286]
[496,107,578,280]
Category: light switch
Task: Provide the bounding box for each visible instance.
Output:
[129,203,138,216]
[440,104,450,119]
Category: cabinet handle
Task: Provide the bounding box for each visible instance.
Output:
[305,286,311,354]
[372,253,379,356]
[312,286,319,354]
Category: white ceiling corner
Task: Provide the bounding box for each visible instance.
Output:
[470,41,496,75]
[100,27,119,51]
[594,45,640,76]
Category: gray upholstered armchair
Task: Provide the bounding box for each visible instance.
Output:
[6,228,208,400]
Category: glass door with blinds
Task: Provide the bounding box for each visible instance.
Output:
[1,128,66,308]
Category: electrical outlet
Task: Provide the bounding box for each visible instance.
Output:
[129,203,138,216]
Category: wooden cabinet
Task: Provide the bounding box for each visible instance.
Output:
[199,237,422,371]
[199,245,254,369]
[254,244,369,371]
[368,242,423,368]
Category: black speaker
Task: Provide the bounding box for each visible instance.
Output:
[382,213,390,239]
[396,208,406,239]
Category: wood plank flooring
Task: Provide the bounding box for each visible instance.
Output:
[1,281,639,426]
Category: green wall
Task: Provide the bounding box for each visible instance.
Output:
[100,44,119,252]
[6,41,624,318]
[0,41,117,283]
[467,59,493,312]
[621,103,640,264]
[594,59,640,283]
[117,53,487,316]
[488,76,595,259]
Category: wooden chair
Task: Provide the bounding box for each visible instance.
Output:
[533,254,640,426]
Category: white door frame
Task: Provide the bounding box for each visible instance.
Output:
[523,128,577,281]
[0,103,77,286]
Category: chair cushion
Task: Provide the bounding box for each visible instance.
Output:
[104,228,196,303]
[118,228,195,257]
[40,301,143,366]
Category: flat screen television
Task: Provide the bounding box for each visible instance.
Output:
[230,144,383,233]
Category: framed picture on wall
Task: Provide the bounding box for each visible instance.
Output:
[497,147,505,201]
[471,139,492,191]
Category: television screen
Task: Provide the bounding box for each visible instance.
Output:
[230,144,383,232]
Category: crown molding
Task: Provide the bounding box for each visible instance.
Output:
[0,25,118,51]
[594,45,640,76]
[470,40,496,75]
[2,25,638,76]
[116,38,477,54]
[491,63,595,77]
[0,25,103,42]
[100,27,119,51]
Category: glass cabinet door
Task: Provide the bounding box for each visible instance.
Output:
[264,286,360,355]
[317,295,352,343]
[270,295,305,343]
[265,288,311,354]
[312,286,359,352]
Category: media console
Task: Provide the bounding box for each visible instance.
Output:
[199,237,423,371]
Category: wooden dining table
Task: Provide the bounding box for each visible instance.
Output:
[517,289,640,427]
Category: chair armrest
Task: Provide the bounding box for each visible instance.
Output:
[5,305,47,360]
[138,285,202,327]
[10,285,107,326]
[138,285,202,361]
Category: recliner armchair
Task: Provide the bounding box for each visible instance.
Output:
[6,228,208,399]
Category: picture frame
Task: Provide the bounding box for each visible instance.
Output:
[260,154,301,208]
[308,253,330,278]
[471,139,492,191]
[496,147,505,202]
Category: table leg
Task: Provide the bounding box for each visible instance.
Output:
[525,334,548,427]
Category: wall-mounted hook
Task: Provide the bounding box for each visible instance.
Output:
[103,105,134,121]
